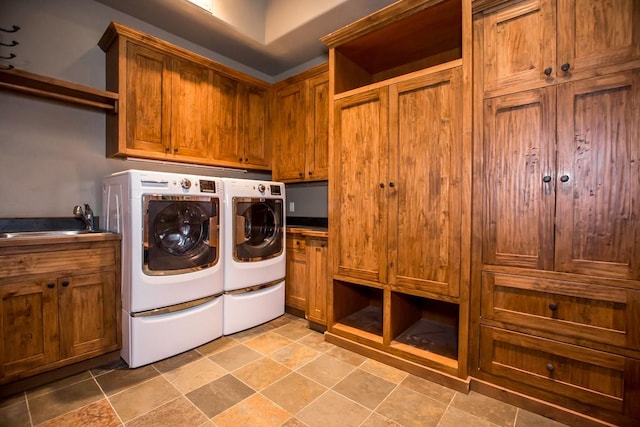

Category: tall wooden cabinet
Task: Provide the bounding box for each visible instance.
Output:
[99,22,271,171]
[324,0,472,387]
[272,64,329,183]
[472,1,640,425]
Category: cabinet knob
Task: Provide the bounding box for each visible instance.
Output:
[62,281,69,287]
[165,147,170,153]
[47,282,55,289]
[379,183,385,188]
[560,175,570,183]
[546,363,555,373]
[543,67,552,76]
[308,171,312,176]
[389,182,395,187]
[542,175,552,183]
[549,302,558,311]
[245,158,249,163]
[299,172,303,177]
[239,157,243,162]
[561,63,570,72]
[173,147,178,153]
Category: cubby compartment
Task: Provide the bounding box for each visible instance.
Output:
[333,280,384,339]
[322,0,462,94]
[390,291,459,361]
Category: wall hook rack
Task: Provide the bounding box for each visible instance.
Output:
[0,53,16,60]
[0,25,20,33]
[0,64,14,70]
[0,40,18,47]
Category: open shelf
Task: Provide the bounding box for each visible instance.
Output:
[0,68,119,111]
[390,291,459,361]
[322,0,462,94]
[333,280,384,338]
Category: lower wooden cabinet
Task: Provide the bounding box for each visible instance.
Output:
[0,236,121,385]
[285,231,329,326]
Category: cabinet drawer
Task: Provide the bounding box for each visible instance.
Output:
[286,235,306,253]
[481,272,640,351]
[479,326,640,420]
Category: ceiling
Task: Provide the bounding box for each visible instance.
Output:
[94,0,397,77]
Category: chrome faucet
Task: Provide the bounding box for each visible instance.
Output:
[73,204,94,231]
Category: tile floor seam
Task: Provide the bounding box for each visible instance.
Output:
[90,368,125,426]
[23,391,34,427]
[435,389,457,427]
[107,373,181,424]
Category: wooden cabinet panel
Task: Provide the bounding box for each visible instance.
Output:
[333,89,389,284]
[389,68,462,297]
[274,82,306,181]
[481,272,640,351]
[0,279,58,378]
[214,74,241,163]
[482,0,556,93]
[306,238,328,325]
[241,85,269,168]
[555,71,640,280]
[58,272,118,359]
[306,74,330,180]
[125,42,172,154]
[286,234,307,311]
[482,88,555,270]
[556,0,640,78]
[171,59,212,159]
[479,326,640,421]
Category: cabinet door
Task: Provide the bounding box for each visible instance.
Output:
[388,68,462,297]
[0,280,58,379]
[286,235,307,310]
[125,43,172,154]
[555,70,640,280]
[58,272,118,359]
[482,0,556,93]
[333,89,389,284]
[212,74,241,163]
[273,82,307,181]
[557,0,640,78]
[242,84,270,168]
[306,74,330,180]
[483,87,556,270]
[171,59,212,159]
[306,238,328,325]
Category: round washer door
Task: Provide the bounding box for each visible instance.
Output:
[234,198,283,261]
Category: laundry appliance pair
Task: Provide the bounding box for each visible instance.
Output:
[103,170,285,367]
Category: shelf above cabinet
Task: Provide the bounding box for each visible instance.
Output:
[0,68,119,111]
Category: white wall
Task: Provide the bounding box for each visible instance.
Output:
[0,0,269,219]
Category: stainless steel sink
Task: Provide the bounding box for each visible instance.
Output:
[0,229,99,238]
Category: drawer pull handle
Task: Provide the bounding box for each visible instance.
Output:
[62,281,70,287]
[546,363,554,372]
[542,175,552,183]
[548,302,558,311]
[47,282,55,289]
[543,67,552,76]
[561,63,570,72]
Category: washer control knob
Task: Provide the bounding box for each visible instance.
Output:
[258,184,266,193]
[181,178,192,190]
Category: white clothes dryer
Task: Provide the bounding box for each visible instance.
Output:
[221,178,285,335]
[103,170,224,367]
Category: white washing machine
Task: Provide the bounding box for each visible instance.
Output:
[222,178,285,335]
[103,170,224,367]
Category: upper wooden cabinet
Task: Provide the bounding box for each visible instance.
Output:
[272,64,329,182]
[477,0,640,96]
[213,75,270,169]
[99,22,271,171]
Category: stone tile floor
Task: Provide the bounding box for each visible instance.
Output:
[0,314,569,427]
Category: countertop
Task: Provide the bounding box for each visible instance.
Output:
[0,231,121,248]
[286,225,328,238]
